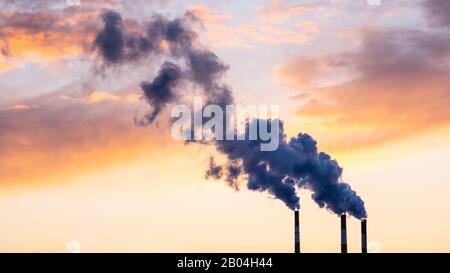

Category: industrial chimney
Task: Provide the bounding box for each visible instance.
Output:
[341,214,347,253]
[361,219,367,253]
[294,210,300,253]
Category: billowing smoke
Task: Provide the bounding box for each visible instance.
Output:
[93,12,125,63]
[207,120,366,218]
[93,11,195,64]
[93,11,367,219]
[93,11,232,125]
[137,62,182,125]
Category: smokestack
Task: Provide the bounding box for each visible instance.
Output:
[294,210,300,253]
[341,214,347,253]
[361,219,367,253]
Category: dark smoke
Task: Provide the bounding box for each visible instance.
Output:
[93,11,125,63]
[93,11,196,64]
[205,157,223,180]
[208,120,367,218]
[93,11,367,219]
[137,62,182,126]
[94,10,232,124]
[187,50,233,106]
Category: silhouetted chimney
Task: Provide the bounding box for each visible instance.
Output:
[295,210,300,253]
[361,219,367,253]
[341,214,347,253]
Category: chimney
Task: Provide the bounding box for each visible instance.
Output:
[294,210,300,253]
[361,219,367,253]
[341,214,347,253]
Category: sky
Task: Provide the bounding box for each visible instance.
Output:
[0,0,450,252]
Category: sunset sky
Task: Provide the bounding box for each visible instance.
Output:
[1,0,450,253]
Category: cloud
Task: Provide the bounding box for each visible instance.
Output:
[84,91,121,104]
[10,3,306,53]
[275,57,331,87]
[188,5,232,25]
[83,91,140,104]
[0,0,117,12]
[239,25,308,45]
[0,1,169,66]
[422,0,450,28]
[278,28,450,152]
[296,21,320,33]
[0,0,131,60]
[0,0,64,11]
[188,5,309,48]
[256,0,315,23]
[1,103,40,111]
[0,60,18,73]
[0,91,168,186]
[0,9,99,59]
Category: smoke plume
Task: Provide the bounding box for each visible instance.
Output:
[207,120,366,218]
[93,11,367,219]
[93,10,233,125]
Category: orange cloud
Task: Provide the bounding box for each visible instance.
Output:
[80,91,141,104]
[188,5,308,48]
[256,0,315,22]
[0,93,173,188]
[240,25,308,45]
[1,29,91,59]
[188,5,232,24]
[275,57,331,88]
[0,7,100,60]
[1,103,40,111]
[278,29,450,153]
[84,91,121,104]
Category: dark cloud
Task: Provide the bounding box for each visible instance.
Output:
[422,0,450,28]
[347,29,450,80]
[280,26,450,151]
